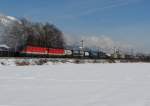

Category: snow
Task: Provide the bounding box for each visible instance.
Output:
[6,16,21,24]
[0,44,10,49]
[0,58,110,66]
[0,63,150,106]
[0,15,21,25]
[6,16,18,22]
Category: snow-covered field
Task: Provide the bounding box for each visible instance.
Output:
[0,63,150,106]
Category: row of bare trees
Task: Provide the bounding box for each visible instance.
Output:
[1,18,65,51]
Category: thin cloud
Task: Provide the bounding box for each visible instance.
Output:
[18,0,143,20]
[60,0,142,19]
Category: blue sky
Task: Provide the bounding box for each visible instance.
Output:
[0,0,150,51]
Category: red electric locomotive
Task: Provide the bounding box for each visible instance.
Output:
[21,46,65,57]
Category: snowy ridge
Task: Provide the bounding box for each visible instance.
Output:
[0,15,21,25]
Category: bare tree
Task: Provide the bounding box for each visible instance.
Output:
[20,18,66,48]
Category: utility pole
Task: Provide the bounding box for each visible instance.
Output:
[80,40,84,57]
[81,40,84,50]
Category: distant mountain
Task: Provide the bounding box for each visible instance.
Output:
[0,15,21,49]
[0,15,21,26]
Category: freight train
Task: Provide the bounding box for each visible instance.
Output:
[20,46,109,59]
[0,45,109,59]
[1,45,149,61]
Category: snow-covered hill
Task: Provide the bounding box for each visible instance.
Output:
[0,14,22,49]
[0,63,150,106]
[0,15,20,25]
